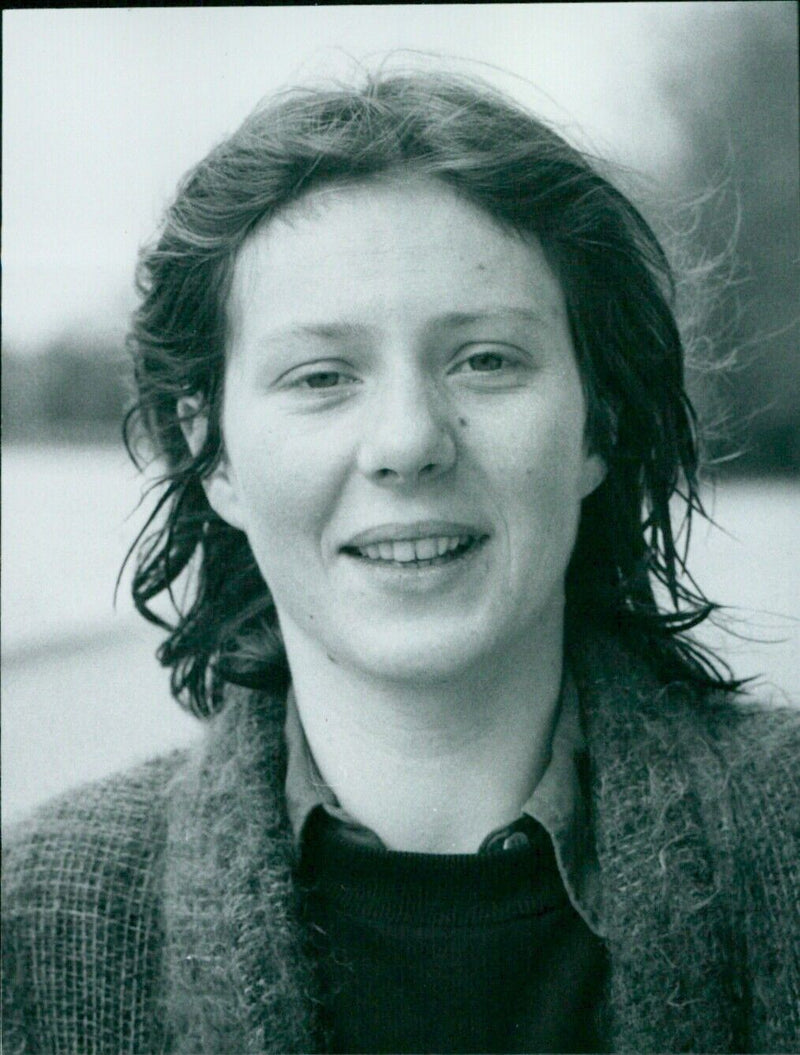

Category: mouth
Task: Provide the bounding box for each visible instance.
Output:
[341,533,488,568]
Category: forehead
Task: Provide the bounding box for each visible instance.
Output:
[227,176,567,340]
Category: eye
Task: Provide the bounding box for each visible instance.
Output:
[448,344,532,390]
[461,352,506,373]
[284,366,360,393]
[302,370,349,389]
[450,347,522,376]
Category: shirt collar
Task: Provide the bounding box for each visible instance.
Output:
[518,673,603,935]
[284,684,359,831]
[283,673,603,936]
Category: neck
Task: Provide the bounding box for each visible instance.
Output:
[283,620,564,853]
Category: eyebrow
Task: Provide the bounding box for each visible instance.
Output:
[431,308,551,330]
[271,322,370,342]
[259,308,551,346]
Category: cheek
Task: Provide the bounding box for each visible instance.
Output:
[477,393,587,495]
[476,399,589,561]
[228,416,348,562]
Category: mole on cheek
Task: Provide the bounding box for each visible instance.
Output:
[458,416,468,428]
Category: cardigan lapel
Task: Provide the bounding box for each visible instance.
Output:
[163,685,319,1054]
[571,633,741,1053]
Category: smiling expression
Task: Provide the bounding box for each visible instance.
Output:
[202,177,605,684]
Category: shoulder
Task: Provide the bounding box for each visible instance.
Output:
[672,689,800,839]
[573,627,799,800]
[2,750,189,1054]
[643,677,798,839]
[706,696,800,1045]
[575,634,800,1047]
[707,691,800,873]
[574,628,799,903]
[714,691,800,781]
[3,749,187,900]
[694,694,799,884]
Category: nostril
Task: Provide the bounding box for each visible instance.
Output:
[360,418,457,483]
[376,467,399,480]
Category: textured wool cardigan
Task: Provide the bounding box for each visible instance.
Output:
[3,633,800,1054]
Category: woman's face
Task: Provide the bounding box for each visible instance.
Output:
[203,177,605,684]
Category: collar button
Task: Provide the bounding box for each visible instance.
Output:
[502,830,530,852]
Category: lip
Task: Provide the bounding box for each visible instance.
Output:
[343,520,490,549]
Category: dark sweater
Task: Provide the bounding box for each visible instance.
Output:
[3,633,800,1053]
[299,807,607,1052]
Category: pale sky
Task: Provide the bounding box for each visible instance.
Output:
[1,4,726,348]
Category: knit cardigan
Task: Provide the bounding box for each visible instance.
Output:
[3,633,799,1054]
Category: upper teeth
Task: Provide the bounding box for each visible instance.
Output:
[358,536,471,562]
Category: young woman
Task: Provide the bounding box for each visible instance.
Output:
[4,70,799,1054]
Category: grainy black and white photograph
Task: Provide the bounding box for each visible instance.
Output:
[2,5,799,1052]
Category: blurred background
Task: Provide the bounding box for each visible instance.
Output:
[3,3,799,821]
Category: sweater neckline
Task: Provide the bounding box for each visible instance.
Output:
[284,669,604,935]
[298,807,569,927]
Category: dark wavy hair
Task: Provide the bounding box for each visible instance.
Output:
[124,68,740,718]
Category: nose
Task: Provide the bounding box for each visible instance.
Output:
[356,370,457,486]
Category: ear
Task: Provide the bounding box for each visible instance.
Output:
[177,396,247,532]
[578,450,607,500]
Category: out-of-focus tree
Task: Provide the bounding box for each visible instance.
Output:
[656,1,799,475]
[2,335,129,444]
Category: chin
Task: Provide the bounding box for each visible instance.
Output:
[342,627,502,685]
